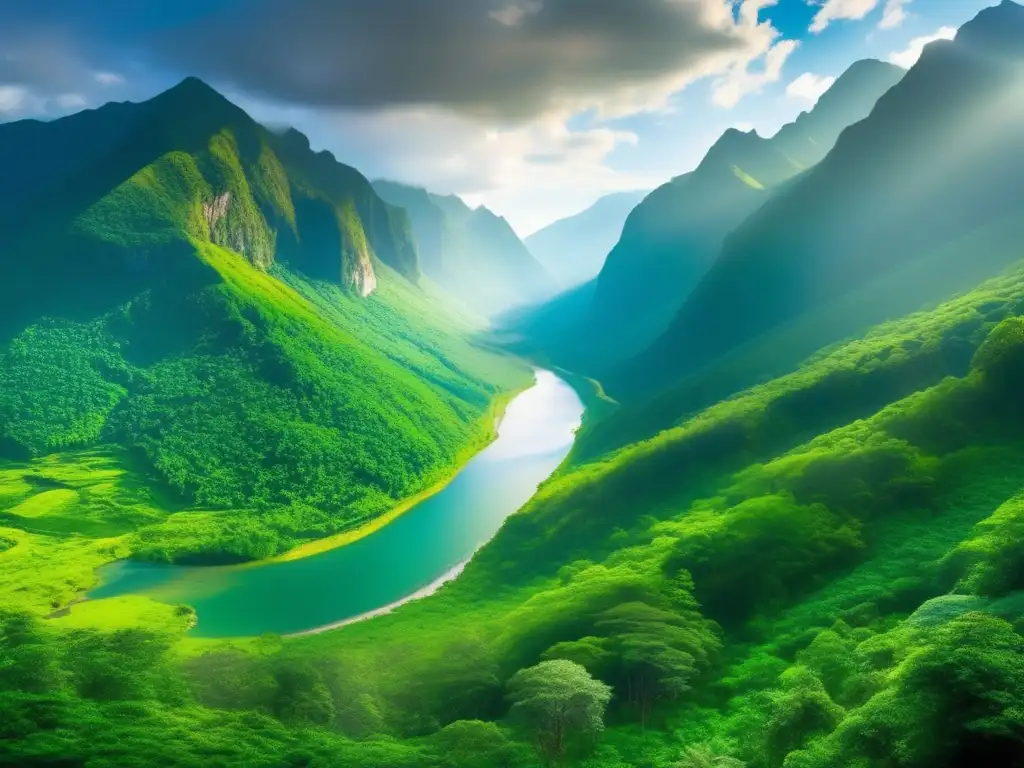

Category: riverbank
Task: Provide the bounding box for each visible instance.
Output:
[244,373,535,567]
[90,370,584,638]
[284,561,468,637]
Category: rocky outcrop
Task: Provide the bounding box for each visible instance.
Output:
[203,189,276,271]
[347,252,377,297]
[203,191,231,230]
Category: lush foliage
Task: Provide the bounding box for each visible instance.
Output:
[6,9,1024,767]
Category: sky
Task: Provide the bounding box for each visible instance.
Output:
[0,0,1000,235]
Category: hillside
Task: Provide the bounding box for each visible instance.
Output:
[372,179,555,315]
[9,138,1024,768]
[4,4,1024,768]
[0,78,530,564]
[524,190,648,288]
[505,58,904,374]
[622,1,1024,398]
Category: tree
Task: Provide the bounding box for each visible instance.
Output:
[595,601,719,728]
[674,743,746,768]
[425,720,528,768]
[506,659,612,765]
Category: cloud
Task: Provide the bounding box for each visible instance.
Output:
[879,0,910,29]
[149,0,786,121]
[93,71,124,85]
[56,92,87,109]
[786,72,836,102]
[809,0,911,33]
[0,26,125,117]
[810,0,877,33]
[0,85,29,114]
[490,1,543,26]
[712,38,799,108]
[888,26,956,69]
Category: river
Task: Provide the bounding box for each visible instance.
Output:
[90,370,584,637]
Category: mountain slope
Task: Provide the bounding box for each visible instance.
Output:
[587,59,904,364]
[624,1,1024,398]
[524,190,648,288]
[0,78,529,563]
[506,59,904,374]
[372,179,555,315]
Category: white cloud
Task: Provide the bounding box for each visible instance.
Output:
[879,0,911,29]
[489,1,543,27]
[93,71,125,86]
[809,0,911,33]
[786,72,836,103]
[888,26,956,69]
[0,84,28,114]
[810,0,880,33]
[56,92,87,109]
[712,38,799,108]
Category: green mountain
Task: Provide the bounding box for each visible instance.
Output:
[0,77,528,563]
[372,179,555,315]
[622,1,1024,398]
[7,6,1024,768]
[586,59,904,364]
[524,190,648,288]
[504,59,904,375]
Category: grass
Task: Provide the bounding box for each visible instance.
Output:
[50,595,195,633]
[0,526,127,613]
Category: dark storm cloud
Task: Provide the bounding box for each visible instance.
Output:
[149,0,749,119]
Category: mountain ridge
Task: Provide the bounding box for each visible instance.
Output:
[617,0,1024,398]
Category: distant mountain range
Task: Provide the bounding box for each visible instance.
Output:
[616,0,1024,398]
[525,191,649,288]
[504,57,905,374]
[372,180,554,316]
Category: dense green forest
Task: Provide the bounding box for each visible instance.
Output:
[0,77,529,567]
[4,3,1024,768]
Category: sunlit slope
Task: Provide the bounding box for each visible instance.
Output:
[0,78,529,564]
[277,231,1024,768]
[577,212,1024,462]
[509,59,903,376]
[624,1,1024,399]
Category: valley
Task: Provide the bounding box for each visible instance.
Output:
[90,370,584,638]
[3,3,1024,768]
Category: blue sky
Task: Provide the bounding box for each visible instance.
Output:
[0,0,1000,234]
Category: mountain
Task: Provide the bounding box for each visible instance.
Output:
[587,58,905,365]
[0,77,528,563]
[620,0,1024,399]
[524,190,648,288]
[372,179,555,316]
[504,59,904,375]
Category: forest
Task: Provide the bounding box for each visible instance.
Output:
[3,2,1024,767]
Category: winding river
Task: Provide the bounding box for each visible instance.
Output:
[90,370,583,638]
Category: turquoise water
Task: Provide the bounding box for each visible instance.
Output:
[91,370,583,637]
